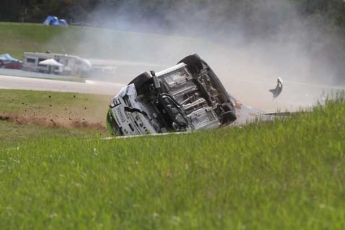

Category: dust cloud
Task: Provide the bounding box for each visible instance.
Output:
[53,0,345,111]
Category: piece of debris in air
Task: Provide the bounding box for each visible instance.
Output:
[269,77,283,99]
[106,54,286,137]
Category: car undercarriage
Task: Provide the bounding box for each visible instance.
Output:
[106,54,237,136]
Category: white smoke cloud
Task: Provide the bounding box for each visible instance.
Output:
[47,0,345,109]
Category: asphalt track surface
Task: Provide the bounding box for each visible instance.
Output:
[0,59,165,97]
[1,69,344,113]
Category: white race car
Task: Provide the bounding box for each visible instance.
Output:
[106,54,283,136]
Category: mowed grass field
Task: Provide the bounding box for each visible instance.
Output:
[1,89,345,229]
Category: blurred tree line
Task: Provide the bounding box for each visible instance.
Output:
[1,0,344,30]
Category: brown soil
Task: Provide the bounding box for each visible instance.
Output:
[0,91,111,134]
[0,113,107,132]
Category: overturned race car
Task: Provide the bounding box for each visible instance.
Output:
[106,54,283,136]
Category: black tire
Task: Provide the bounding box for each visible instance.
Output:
[221,103,237,124]
[178,54,203,74]
[128,72,152,92]
[222,111,237,124]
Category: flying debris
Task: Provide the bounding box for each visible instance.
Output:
[269,77,283,98]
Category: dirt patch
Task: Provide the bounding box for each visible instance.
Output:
[0,115,10,121]
[0,89,112,135]
[1,113,107,132]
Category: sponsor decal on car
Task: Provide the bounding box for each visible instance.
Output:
[116,107,126,123]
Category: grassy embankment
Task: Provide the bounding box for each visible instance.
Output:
[0,89,110,147]
[1,88,345,229]
[0,22,199,64]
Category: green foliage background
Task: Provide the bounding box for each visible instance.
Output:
[1,0,345,31]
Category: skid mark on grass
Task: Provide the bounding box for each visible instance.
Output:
[0,115,10,121]
[0,113,106,131]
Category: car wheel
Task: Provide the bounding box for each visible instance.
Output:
[128,72,152,93]
[221,103,237,124]
[178,54,203,74]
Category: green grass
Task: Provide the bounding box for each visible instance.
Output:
[0,89,110,147]
[29,76,86,83]
[1,94,345,229]
[0,89,109,120]
[0,121,102,148]
[49,77,85,82]
[0,23,73,59]
[0,22,200,64]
